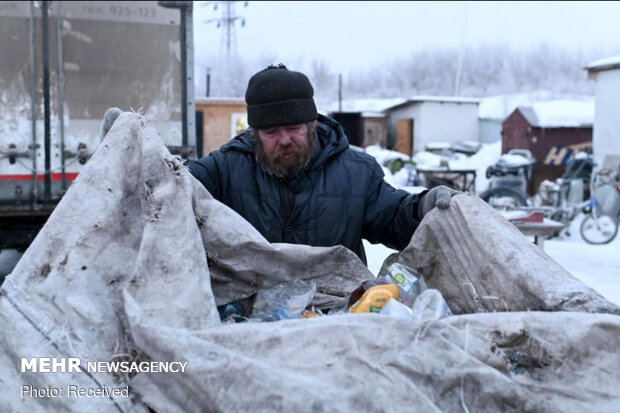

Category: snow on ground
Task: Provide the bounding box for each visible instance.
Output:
[374,140,502,196]
[447,140,502,194]
[544,214,620,306]
[366,145,620,307]
[365,144,410,167]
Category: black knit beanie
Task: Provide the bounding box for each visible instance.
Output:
[245,64,318,129]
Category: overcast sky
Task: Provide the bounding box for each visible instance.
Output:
[193,1,620,73]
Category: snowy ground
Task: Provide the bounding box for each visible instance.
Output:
[365,143,620,307]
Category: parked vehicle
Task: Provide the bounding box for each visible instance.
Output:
[0,1,194,251]
[480,149,536,209]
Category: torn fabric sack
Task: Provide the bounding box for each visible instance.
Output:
[0,113,618,413]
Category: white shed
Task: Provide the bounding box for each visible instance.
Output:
[384,96,479,155]
[586,56,620,167]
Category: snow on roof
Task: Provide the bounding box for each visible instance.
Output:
[325,98,406,114]
[407,95,480,104]
[425,142,452,150]
[478,91,553,120]
[517,99,594,128]
[195,96,245,103]
[360,111,386,118]
[479,92,594,121]
[386,95,479,110]
[585,55,620,72]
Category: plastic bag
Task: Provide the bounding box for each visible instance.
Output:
[249,280,317,322]
[379,298,414,319]
[411,289,452,322]
[217,300,248,323]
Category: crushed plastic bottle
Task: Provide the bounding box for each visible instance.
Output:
[385,262,426,304]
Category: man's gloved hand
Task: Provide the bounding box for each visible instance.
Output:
[99,107,122,140]
[418,185,461,219]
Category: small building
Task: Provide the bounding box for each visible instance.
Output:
[328,112,388,148]
[384,96,480,156]
[501,100,594,194]
[195,98,247,157]
[585,56,620,168]
[325,98,405,148]
[478,91,558,144]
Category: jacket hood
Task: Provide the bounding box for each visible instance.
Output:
[220,114,350,171]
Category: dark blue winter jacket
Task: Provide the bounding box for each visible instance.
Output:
[188,115,423,264]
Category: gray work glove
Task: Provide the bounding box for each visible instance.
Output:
[99,107,122,141]
[418,185,461,219]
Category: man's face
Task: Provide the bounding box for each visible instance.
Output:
[255,123,314,178]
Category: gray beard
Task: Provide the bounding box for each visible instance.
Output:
[253,126,315,179]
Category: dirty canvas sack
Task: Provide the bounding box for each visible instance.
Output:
[1,113,619,413]
[399,194,619,315]
[0,112,371,412]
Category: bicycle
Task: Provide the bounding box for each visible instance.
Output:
[579,168,620,244]
[527,152,594,237]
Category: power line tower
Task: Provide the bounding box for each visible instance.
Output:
[203,1,248,57]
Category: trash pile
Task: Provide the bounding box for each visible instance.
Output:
[1,113,619,413]
[238,262,452,324]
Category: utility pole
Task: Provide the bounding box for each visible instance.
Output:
[204,1,248,57]
[206,67,211,97]
[454,1,468,97]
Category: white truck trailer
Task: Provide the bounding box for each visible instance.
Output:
[0,1,195,254]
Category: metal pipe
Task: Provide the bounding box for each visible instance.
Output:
[185,3,196,159]
[42,0,51,202]
[56,1,66,190]
[29,1,38,203]
[206,68,210,97]
[180,5,187,146]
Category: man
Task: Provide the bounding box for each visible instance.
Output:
[187,64,458,264]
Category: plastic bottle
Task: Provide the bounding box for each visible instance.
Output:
[386,262,426,303]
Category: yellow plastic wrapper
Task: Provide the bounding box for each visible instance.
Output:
[301,309,318,318]
[350,284,399,313]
